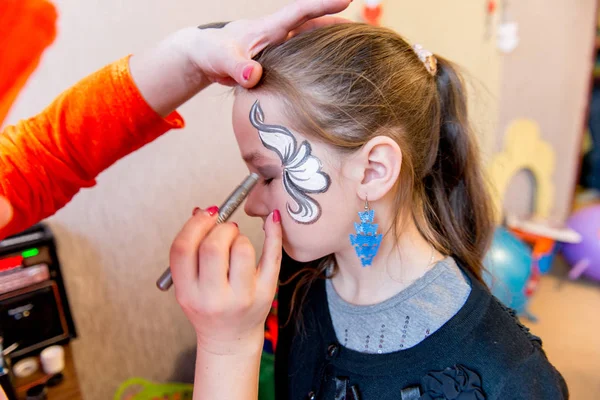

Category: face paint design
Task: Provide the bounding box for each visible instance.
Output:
[249,100,331,224]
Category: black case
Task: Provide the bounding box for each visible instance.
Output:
[0,224,76,360]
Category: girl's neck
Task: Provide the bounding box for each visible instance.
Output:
[332,217,445,306]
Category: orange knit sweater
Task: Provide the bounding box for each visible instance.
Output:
[0,0,184,239]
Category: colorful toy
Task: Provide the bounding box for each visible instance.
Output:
[483,227,533,316]
[114,378,193,400]
[263,298,278,354]
[361,0,383,26]
[484,218,582,320]
[487,119,555,224]
[484,119,564,319]
[561,205,600,281]
[507,216,581,296]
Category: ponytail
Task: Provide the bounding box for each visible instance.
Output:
[419,57,494,281]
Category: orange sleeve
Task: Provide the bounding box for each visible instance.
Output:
[0,0,57,125]
[0,56,185,238]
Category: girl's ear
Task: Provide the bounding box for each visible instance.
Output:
[342,135,402,202]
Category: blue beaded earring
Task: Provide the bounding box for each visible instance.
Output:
[349,197,383,267]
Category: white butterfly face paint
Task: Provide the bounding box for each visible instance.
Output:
[249,100,331,224]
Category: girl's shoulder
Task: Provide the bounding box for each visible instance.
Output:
[474,291,568,398]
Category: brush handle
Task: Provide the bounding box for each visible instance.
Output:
[156,173,259,291]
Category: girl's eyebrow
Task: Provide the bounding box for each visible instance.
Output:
[243,151,281,167]
[257,165,281,177]
[242,151,281,177]
[242,151,266,165]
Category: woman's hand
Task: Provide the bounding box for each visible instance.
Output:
[170,207,282,355]
[170,207,282,399]
[183,0,353,87]
[130,0,352,116]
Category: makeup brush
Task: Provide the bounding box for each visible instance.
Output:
[156,173,259,291]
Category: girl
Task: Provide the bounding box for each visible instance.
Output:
[173,24,568,399]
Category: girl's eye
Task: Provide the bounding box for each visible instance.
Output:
[263,178,274,186]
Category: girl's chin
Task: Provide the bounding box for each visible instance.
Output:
[282,242,329,264]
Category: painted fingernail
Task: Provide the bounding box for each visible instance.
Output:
[242,65,253,81]
[232,222,239,228]
[206,206,219,216]
[192,207,201,216]
[273,209,281,223]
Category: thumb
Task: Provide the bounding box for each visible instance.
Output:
[257,210,283,291]
[0,196,13,230]
[232,59,263,88]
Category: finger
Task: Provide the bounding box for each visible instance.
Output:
[0,196,13,230]
[228,235,257,296]
[213,76,238,86]
[287,16,353,38]
[263,0,352,36]
[257,210,283,294]
[198,223,240,291]
[170,209,219,294]
[230,58,263,88]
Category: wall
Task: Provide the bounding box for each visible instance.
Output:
[380,1,502,159]
[497,0,597,221]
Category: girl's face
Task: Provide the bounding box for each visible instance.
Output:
[232,91,359,262]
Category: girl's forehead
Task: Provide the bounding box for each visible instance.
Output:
[234,92,283,119]
[234,92,306,143]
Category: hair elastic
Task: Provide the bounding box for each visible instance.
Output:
[412,44,438,76]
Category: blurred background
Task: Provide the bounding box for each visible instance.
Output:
[2,0,599,399]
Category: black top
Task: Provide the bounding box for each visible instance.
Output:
[275,254,568,400]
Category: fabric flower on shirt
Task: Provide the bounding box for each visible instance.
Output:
[419,364,485,400]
